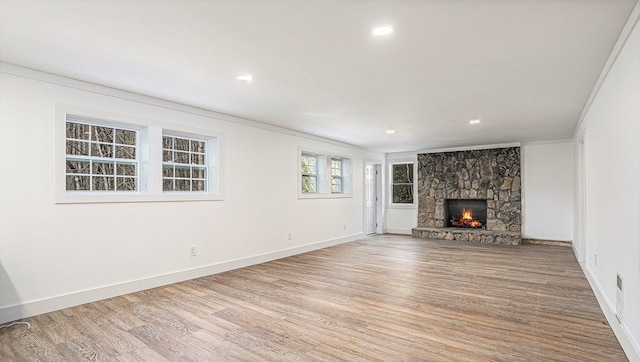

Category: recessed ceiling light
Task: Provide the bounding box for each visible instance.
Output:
[469,119,481,125]
[386,129,396,134]
[372,25,394,37]
[236,74,253,82]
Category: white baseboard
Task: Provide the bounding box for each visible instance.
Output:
[581,262,640,362]
[0,233,364,324]
[385,228,413,235]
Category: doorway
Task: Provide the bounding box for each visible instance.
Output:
[365,163,381,234]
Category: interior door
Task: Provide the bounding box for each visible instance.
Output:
[365,164,377,234]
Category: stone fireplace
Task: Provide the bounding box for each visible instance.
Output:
[412,147,522,245]
[445,199,487,228]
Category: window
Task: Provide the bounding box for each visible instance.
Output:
[331,157,343,193]
[391,162,414,204]
[299,148,351,198]
[65,119,138,192]
[56,104,222,203]
[162,134,208,192]
[301,153,318,193]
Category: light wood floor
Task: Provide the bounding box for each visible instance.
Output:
[1,234,627,361]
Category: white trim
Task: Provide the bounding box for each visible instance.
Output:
[521,138,573,147]
[416,142,521,154]
[0,232,365,324]
[388,160,417,208]
[573,2,640,139]
[384,228,413,235]
[581,262,640,362]
[1,62,358,150]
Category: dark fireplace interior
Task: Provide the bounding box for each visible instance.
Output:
[445,199,487,229]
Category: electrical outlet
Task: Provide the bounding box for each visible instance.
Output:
[594,254,598,266]
[287,232,292,240]
[343,224,347,230]
[189,245,197,257]
[616,272,624,323]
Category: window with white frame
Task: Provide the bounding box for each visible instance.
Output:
[391,162,414,204]
[299,148,352,198]
[331,157,343,193]
[162,134,208,192]
[65,119,138,192]
[301,152,318,193]
[57,105,222,203]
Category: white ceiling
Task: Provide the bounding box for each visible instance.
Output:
[0,0,636,153]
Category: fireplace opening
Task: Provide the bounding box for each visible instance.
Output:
[445,199,487,229]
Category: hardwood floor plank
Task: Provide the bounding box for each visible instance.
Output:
[0,235,628,361]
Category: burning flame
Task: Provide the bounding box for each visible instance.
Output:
[453,208,482,228]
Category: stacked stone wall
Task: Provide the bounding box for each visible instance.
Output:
[416,147,521,233]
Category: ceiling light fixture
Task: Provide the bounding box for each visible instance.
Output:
[236,74,253,82]
[372,25,394,37]
[469,119,481,125]
[386,129,396,134]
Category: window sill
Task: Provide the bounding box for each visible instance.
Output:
[55,192,224,204]
[387,203,417,209]
[298,193,353,200]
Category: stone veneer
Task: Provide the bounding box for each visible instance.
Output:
[412,147,522,245]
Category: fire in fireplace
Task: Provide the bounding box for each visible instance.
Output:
[445,199,487,229]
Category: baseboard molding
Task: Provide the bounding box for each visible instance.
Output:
[0,233,364,324]
[522,238,572,247]
[581,262,640,362]
[384,228,413,235]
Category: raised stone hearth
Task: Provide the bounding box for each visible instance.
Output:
[412,227,521,245]
[412,147,522,245]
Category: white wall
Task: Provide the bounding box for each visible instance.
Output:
[0,66,383,323]
[574,7,640,359]
[385,144,575,242]
[384,152,418,234]
[522,141,574,241]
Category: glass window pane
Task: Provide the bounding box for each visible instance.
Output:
[66,122,90,140]
[175,179,190,191]
[115,129,136,145]
[175,166,190,178]
[163,150,173,162]
[174,152,189,164]
[174,138,189,151]
[66,140,89,156]
[66,160,90,174]
[93,162,114,175]
[192,167,206,179]
[116,163,136,176]
[393,185,414,204]
[302,175,317,193]
[91,143,114,158]
[163,179,174,191]
[163,165,174,177]
[93,176,115,191]
[301,155,317,175]
[191,153,206,165]
[192,180,206,191]
[91,126,114,143]
[191,140,205,153]
[66,175,90,190]
[117,177,137,191]
[332,177,343,193]
[163,136,173,150]
[115,146,136,160]
[393,164,413,184]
